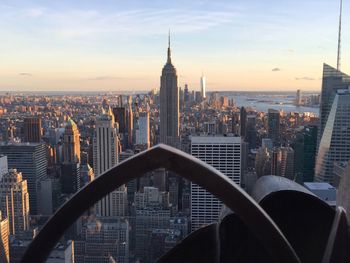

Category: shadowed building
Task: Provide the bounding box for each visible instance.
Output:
[23,117,42,143]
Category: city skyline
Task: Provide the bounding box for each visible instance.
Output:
[1,0,349,92]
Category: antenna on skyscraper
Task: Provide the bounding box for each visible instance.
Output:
[337,0,343,71]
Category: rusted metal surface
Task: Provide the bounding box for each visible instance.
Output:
[21,144,300,263]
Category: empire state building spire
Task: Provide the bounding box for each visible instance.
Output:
[167,30,172,64]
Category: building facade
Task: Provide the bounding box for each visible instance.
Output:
[0,169,30,237]
[0,143,47,215]
[315,89,350,184]
[190,136,241,231]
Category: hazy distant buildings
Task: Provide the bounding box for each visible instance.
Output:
[190,136,241,231]
[160,34,179,147]
[23,117,42,143]
[268,109,280,146]
[0,142,47,215]
[315,88,350,184]
[296,89,302,106]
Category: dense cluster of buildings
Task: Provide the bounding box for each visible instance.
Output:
[0,35,349,263]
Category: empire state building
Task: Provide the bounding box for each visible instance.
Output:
[160,33,179,147]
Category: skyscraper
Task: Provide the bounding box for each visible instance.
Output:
[135,111,150,148]
[63,117,81,164]
[112,107,127,134]
[93,108,126,217]
[240,107,247,139]
[160,33,179,147]
[23,117,42,143]
[315,88,350,184]
[61,118,81,194]
[318,64,350,145]
[292,125,318,183]
[0,142,47,215]
[200,74,206,99]
[0,211,9,263]
[190,136,241,231]
[268,109,281,146]
[0,169,30,237]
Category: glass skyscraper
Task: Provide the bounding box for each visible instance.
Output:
[318,63,350,145]
[315,89,350,183]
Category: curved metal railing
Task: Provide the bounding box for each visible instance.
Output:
[22,144,302,262]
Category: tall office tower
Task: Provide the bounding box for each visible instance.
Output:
[93,108,124,216]
[135,111,150,148]
[268,109,281,146]
[296,89,302,106]
[318,64,350,146]
[232,112,240,135]
[119,150,136,203]
[0,142,47,215]
[280,147,294,180]
[315,89,350,184]
[246,114,257,149]
[240,107,247,139]
[23,117,42,143]
[200,74,206,99]
[190,136,241,231]
[184,84,190,104]
[292,126,318,183]
[255,147,271,178]
[0,169,29,237]
[271,148,282,176]
[0,211,9,263]
[112,107,127,133]
[74,218,129,263]
[63,118,80,164]
[0,155,8,178]
[126,97,134,148]
[61,118,81,194]
[160,33,180,147]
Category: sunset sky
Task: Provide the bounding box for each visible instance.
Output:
[0,0,349,92]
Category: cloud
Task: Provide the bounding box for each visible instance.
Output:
[6,8,235,38]
[295,77,315,81]
[89,76,147,81]
[25,8,45,18]
[19,73,32,77]
[272,68,281,72]
[90,76,120,81]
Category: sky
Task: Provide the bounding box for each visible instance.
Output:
[0,0,349,92]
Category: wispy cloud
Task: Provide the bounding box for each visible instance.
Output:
[25,8,45,18]
[19,73,32,77]
[295,77,315,81]
[272,68,281,72]
[4,7,236,39]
